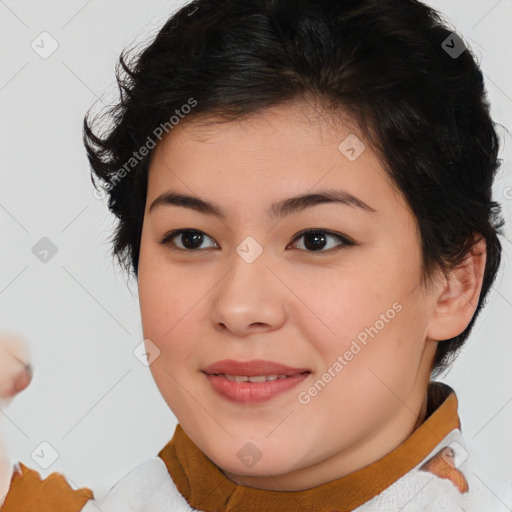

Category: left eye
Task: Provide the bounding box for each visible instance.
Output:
[289,229,354,253]
[159,229,354,253]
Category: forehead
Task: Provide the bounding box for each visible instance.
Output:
[146,102,411,222]
[157,100,360,151]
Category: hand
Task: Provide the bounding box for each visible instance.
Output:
[0,333,32,402]
[0,333,33,505]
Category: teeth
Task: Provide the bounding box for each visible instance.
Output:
[222,374,288,382]
[247,375,268,383]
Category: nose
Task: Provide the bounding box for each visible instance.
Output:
[12,364,33,395]
[210,251,287,336]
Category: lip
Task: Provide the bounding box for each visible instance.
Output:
[201,359,311,405]
[201,359,311,377]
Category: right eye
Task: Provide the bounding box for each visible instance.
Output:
[159,229,219,251]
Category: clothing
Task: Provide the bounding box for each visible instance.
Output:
[0,382,495,511]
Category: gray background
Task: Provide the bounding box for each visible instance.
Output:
[1,0,511,506]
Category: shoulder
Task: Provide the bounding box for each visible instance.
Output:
[1,461,93,512]
[81,457,197,512]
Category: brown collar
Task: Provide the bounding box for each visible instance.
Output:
[158,381,460,512]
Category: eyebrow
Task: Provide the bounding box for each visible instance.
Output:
[149,189,378,219]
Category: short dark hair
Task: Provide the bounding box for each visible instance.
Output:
[83,0,505,378]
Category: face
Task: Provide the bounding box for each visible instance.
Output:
[137,100,442,490]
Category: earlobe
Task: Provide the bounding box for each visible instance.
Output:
[426,236,487,342]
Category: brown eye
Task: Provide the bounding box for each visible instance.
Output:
[160,229,218,250]
[289,230,354,253]
[159,228,354,254]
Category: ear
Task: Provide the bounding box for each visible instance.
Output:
[426,235,487,342]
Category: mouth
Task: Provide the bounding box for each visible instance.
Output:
[201,358,311,377]
[201,359,311,404]
[203,373,307,382]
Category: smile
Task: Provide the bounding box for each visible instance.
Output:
[214,373,291,382]
[202,371,310,404]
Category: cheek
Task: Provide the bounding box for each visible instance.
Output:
[328,297,428,405]
[304,259,423,382]
[298,265,392,348]
[138,240,191,334]
[138,260,209,363]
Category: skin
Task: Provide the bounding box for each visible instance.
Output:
[0,334,32,503]
[137,99,486,491]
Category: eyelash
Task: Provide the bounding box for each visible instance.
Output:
[158,229,355,255]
